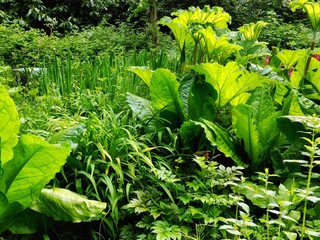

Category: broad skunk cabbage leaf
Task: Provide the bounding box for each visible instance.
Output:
[128,66,153,86]
[238,21,268,41]
[198,27,242,63]
[191,62,265,111]
[196,119,246,167]
[159,6,231,52]
[0,84,71,234]
[31,188,106,222]
[0,84,20,163]
[290,0,320,31]
[0,135,70,208]
[150,68,185,128]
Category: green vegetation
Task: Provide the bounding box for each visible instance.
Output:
[1,0,320,239]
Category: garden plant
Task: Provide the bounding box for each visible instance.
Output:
[1,0,320,240]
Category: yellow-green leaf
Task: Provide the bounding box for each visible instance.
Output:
[0,85,20,163]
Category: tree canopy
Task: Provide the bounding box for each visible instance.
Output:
[0,0,302,34]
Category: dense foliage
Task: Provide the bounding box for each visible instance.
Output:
[0,0,304,32]
[1,0,320,240]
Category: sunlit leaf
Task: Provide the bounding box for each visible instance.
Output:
[198,27,241,62]
[238,21,268,41]
[276,49,307,70]
[158,16,194,51]
[31,188,106,222]
[0,84,20,163]
[284,231,298,240]
[305,229,320,237]
[306,196,320,203]
[191,62,265,111]
[290,0,320,31]
[128,66,153,86]
[0,135,70,208]
[237,202,250,214]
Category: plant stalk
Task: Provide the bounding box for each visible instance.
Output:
[264,170,270,240]
[301,128,316,239]
[304,31,318,78]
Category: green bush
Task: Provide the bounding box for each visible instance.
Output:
[0,24,55,67]
[0,22,176,69]
[259,11,312,49]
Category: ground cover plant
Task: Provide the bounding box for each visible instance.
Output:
[1,0,320,240]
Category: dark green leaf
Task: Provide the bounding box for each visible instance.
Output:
[150,68,185,128]
[197,120,246,167]
[188,79,217,121]
[232,104,262,169]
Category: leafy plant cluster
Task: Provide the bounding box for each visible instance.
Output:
[0,22,176,68]
[0,85,106,237]
[123,2,320,239]
[2,0,320,240]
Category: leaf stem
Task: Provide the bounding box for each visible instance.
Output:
[304,31,318,78]
[301,127,316,239]
[264,169,270,240]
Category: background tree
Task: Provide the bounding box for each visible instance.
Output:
[0,0,305,34]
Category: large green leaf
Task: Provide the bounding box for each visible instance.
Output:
[246,87,275,125]
[47,123,86,150]
[31,188,106,222]
[197,119,246,167]
[276,49,307,70]
[128,66,153,86]
[0,202,24,234]
[258,112,283,152]
[277,116,311,145]
[150,68,185,128]
[179,73,196,116]
[198,27,241,63]
[8,208,54,234]
[280,115,320,132]
[188,79,217,121]
[159,6,231,52]
[232,104,262,169]
[0,84,20,163]
[288,91,305,116]
[126,92,154,120]
[305,56,320,94]
[180,120,207,152]
[290,0,320,31]
[290,54,308,88]
[294,89,320,116]
[238,21,268,41]
[0,134,70,208]
[246,87,281,148]
[158,16,194,52]
[192,62,264,111]
[241,88,284,169]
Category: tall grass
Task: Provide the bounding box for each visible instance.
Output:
[38,48,179,98]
